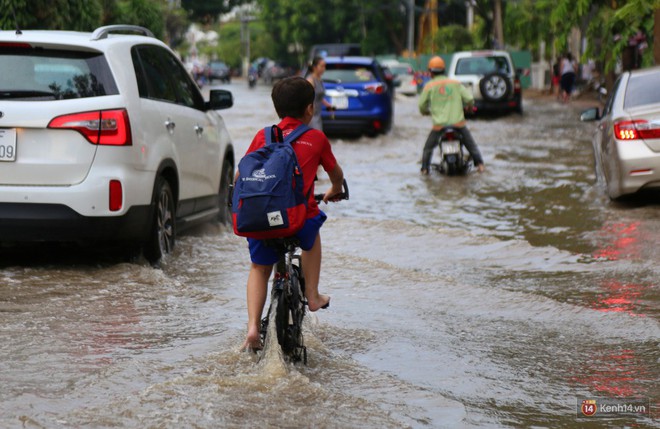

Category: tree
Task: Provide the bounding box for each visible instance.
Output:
[181,0,245,24]
[0,0,103,31]
[255,0,407,67]
[550,0,660,72]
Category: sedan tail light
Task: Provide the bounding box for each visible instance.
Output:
[614,120,660,141]
[365,82,386,94]
[48,109,132,146]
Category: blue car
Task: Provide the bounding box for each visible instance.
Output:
[321,56,394,137]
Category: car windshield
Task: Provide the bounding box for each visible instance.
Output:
[624,71,660,109]
[0,48,118,100]
[454,56,510,75]
[323,66,375,83]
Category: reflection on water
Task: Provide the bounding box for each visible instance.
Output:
[1,88,658,428]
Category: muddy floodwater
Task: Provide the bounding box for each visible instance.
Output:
[1,81,658,428]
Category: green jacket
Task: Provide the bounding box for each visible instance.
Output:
[418,74,473,128]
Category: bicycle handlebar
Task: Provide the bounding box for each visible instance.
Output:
[314,179,349,203]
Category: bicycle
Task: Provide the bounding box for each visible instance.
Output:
[259,180,349,364]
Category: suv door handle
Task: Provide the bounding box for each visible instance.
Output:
[164,119,176,134]
[194,124,204,136]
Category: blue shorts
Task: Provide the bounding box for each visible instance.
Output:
[247,211,327,265]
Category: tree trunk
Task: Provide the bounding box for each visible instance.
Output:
[493,0,504,49]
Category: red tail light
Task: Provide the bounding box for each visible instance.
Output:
[0,42,32,48]
[109,180,123,211]
[443,131,456,140]
[365,83,385,94]
[614,120,660,141]
[48,109,132,146]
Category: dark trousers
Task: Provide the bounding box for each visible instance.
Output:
[421,126,483,171]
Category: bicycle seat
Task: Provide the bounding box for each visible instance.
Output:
[264,237,301,253]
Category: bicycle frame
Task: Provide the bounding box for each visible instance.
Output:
[257,179,349,365]
[260,238,307,364]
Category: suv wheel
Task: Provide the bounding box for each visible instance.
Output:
[217,159,233,225]
[479,72,512,102]
[143,177,175,265]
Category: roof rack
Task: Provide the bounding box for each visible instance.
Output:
[91,25,154,41]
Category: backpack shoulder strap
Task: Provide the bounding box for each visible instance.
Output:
[265,125,284,145]
[283,124,311,144]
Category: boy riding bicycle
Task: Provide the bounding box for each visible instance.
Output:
[237,77,345,351]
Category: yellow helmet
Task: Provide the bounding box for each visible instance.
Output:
[428,56,445,72]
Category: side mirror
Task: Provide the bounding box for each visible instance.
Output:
[580,107,600,122]
[208,89,233,110]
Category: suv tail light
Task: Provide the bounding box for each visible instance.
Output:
[109,180,123,211]
[365,83,385,94]
[614,120,660,141]
[48,109,132,146]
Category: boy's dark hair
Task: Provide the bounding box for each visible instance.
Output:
[271,76,314,119]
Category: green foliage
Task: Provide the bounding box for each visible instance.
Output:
[181,0,243,24]
[432,24,475,54]
[255,0,406,67]
[116,0,165,39]
[0,0,103,31]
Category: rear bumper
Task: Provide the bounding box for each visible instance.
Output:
[614,143,660,197]
[0,202,151,243]
[474,97,521,112]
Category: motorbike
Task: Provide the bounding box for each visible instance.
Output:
[432,127,472,175]
[248,67,258,88]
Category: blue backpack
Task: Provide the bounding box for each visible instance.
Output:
[232,124,310,239]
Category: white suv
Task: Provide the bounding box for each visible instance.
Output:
[447,50,523,115]
[0,25,235,264]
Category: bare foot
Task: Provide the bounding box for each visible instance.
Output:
[307,294,330,312]
[241,326,262,351]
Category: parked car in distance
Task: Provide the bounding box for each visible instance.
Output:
[381,59,417,96]
[447,50,522,115]
[0,25,235,265]
[207,60,231,83]
[262,60,295,84]
[321,56,394,137]
[580,66,660,200]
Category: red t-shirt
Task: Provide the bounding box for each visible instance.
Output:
[244,117,338,218]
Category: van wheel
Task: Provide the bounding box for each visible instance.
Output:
[143,177,175,266]
[479,72,512,102]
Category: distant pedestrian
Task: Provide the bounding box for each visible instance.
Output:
[306,57,335,131]
[560,52,578,103]
[551,61,560,99]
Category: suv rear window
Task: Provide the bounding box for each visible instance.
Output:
[324,65,376,83]
[455,56,511,75]
[0,48,118,100]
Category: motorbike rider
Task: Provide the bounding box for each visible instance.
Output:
[419,56,485,174]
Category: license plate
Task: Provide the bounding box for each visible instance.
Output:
[330,94,348,109]
[441,141,460,155]
[0,129,17,162]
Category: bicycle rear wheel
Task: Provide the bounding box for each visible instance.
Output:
[275,266,307,363]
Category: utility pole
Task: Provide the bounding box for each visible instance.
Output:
[240,11,256,78]
[406,0,414,56]
[465,0,476,29]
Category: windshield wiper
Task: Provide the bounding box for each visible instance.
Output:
[0,90,57,100]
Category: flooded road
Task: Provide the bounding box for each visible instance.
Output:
[1,81,658,428]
